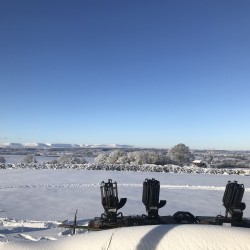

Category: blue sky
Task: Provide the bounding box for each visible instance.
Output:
[0,0,250,150]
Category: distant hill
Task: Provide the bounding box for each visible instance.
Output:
[0,142,134,149]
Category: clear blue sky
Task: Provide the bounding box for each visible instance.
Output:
[0,0,250,150]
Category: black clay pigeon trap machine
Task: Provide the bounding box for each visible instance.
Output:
[100,179,127,222]
[216,181,246,226]
[61,178,250,233]
[142,178,166,219]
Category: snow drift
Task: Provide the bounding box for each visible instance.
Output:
[0,224,250,250]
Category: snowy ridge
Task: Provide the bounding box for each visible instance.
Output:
[0,143,134,149]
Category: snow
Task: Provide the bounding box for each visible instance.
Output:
[0,169,250,249]
[23,143,50,148]
[0,225,250,250]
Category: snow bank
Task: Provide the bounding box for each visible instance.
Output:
[0,224,250,250]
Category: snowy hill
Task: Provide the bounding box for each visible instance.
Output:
[0,142,134,149]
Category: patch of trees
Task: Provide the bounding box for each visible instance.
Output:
[22,154,37,164]
[95,144,195,166]
[53,154,87,164]
[212,159,250,169]
[95,150,172,165]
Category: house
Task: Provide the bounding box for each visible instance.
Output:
[192,160,209,168]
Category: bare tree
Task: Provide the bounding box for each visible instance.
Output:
[22,154,37,164]
[204,150,215,165]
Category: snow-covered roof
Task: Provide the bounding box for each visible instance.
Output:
[193,160,204,163]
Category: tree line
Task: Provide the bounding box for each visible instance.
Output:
[95,143,194,166]
[0,143,194,166]
[2,143,249,168]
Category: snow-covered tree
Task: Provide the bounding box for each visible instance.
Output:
[146,151,171,165]
[57,154,87,164]
[126,150,170,165]
[128,151,149,165]
[0,156,6,163]
[106,150,126,164]
[22,154,37,164]
[116,155,131,164]
[95,152,110,164]
[95,150,172,165]
[204,150,214,165]
[168,143,194,166]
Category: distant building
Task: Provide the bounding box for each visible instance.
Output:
[192,160,209,168]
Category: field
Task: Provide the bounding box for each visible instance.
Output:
[0,169,250,246]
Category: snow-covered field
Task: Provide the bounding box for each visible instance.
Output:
[0,169,250,249]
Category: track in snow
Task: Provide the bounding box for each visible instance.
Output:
[1,183,250,192]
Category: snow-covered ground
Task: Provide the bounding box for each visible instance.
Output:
[0,169,250,249]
